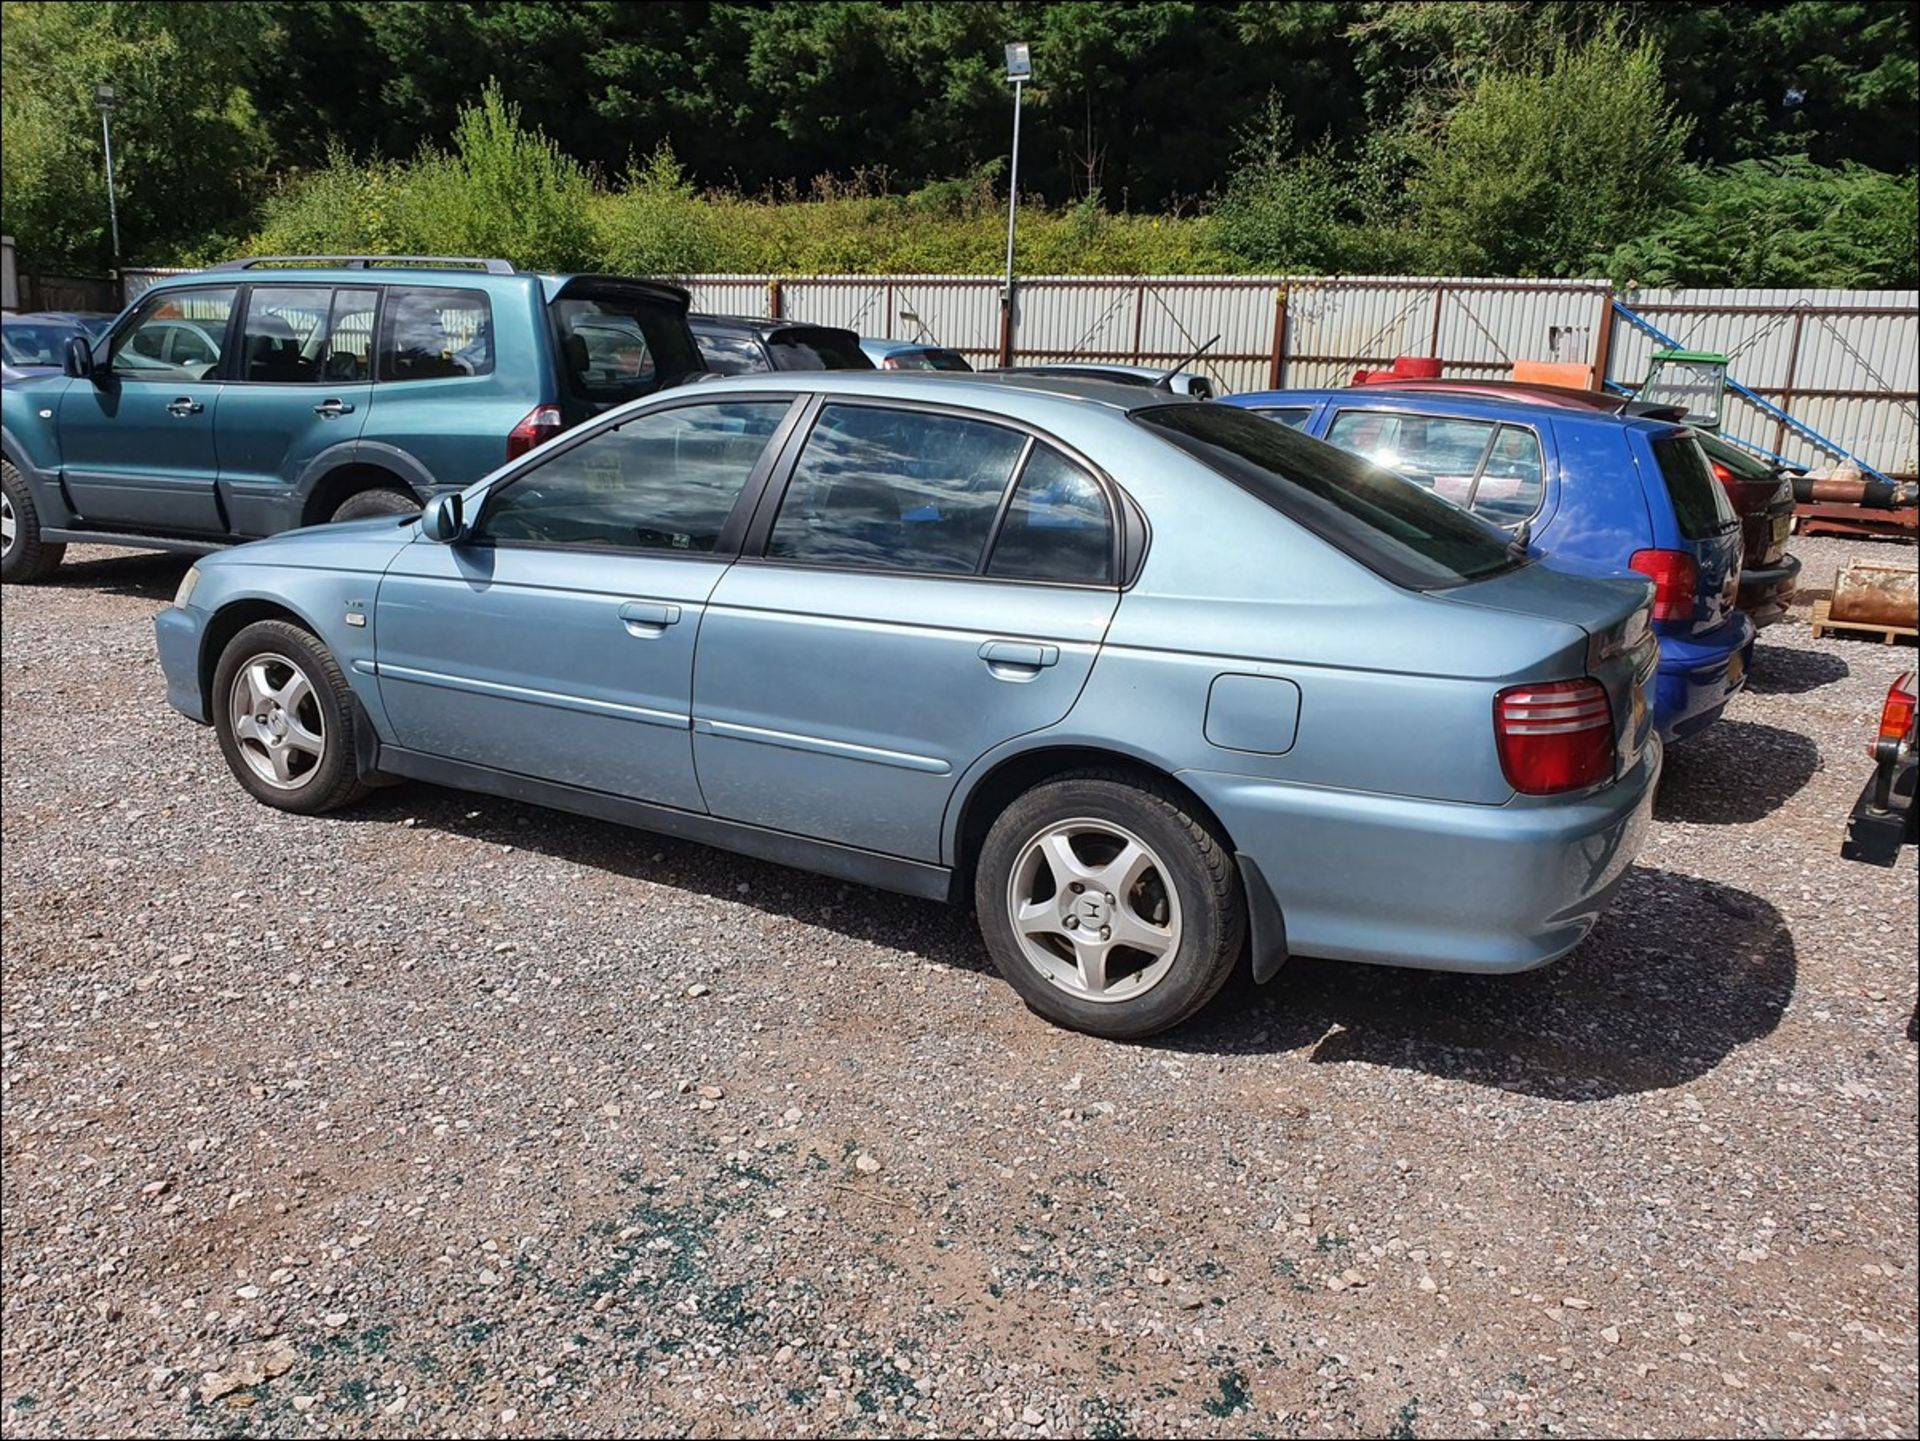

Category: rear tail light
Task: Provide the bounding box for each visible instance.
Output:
[1630,548,1699,623]
[1874,673,1916,753]
[507,404,565,460]
[1495,679,1616,795]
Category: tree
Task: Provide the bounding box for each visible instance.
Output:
[1410,27,1693,276]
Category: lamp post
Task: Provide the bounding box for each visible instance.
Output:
[95,82,121,266]
[999,42,1030,366]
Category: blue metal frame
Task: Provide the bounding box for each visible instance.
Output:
[1608,301,1894,484]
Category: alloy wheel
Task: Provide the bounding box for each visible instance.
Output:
[1006,818,1183,1003]
[227,651,327,789]
[1,491,15,558]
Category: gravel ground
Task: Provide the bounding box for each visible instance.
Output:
[3,532,1916,1439]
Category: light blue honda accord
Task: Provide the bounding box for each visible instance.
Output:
[155,372,1662,1039]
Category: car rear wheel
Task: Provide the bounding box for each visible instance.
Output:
[974,770,1244,1039]
[211,619,371,814]
[1,459,67,584]
[330,487,419,522]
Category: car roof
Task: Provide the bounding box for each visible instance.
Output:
[861,337,955,354]
[1228,385,1679,433]
[145,266,690,309]
[682,367,1188,417]
[692,314,858,337]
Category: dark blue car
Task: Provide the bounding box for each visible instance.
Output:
[1225,388,1754,742]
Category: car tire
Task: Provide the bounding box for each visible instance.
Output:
[2,459,67,584]
[211,619,372,815]
[974,769,1245,1039]
[330,487,419,522]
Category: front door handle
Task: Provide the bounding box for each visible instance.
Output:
[313,398,355,417]
[979,639,1060,678]
[619,600,682,637]
[166,397,204,417]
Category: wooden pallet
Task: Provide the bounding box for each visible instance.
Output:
[1809,598,1919,645]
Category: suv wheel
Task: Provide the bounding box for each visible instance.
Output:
[330,487,419,523]
[974,770,1245,1039]
[211,619,371,814]
[2,460,67,583]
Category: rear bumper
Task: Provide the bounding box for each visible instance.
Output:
[1654,612,1755,742]
[154,605,210,724]
[1841,756,1916,866]
[1738,551,1801,629]
[1182,738,1661,975]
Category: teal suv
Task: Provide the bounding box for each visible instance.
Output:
[1,256,702,583]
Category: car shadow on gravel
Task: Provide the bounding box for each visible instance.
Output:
[337,784,996,974]
[1654,719,1820,825]
[1163,865,1795,1101]
[1745,643,1849,694]
[34,549,192,602]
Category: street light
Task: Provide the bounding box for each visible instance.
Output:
[94,82,121,266]
[1000,42,1031,364]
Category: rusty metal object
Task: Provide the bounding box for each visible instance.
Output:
[1829,560,1920,630]
[1795,502,1919,542]
[1793,476,1920,508]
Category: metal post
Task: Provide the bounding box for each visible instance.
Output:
[1003,78,1023,309]
[100,109,121,265]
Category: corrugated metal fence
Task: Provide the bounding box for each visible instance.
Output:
[106,266,1918,474]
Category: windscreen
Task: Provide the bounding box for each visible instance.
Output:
[551,293,704,407]
[768,328,874,371]
[1134,402,1524,589]
[1652,433,1739,540]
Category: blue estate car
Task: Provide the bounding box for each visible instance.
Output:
[155,373,1661,1039]
[1225,388,1754,742]
[1,257,702,584]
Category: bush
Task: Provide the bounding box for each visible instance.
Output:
[1609,159,1919,288]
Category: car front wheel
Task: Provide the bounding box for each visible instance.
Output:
[211,619,372,814]
[974,770,1245,1039]
[2,459,67,583]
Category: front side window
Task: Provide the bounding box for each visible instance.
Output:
[986,445,1113,585]
[767,404,1028,574]
[109,287,237,381]
[695,333,770,375]
[1135,402,1521,590]
[479,400,789,552]
[378,286,493,382]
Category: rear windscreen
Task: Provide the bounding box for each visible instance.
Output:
[1135,403,1523,589]
[551,294,703,406]
[768,329,874,371]
[1651,433,1738,539]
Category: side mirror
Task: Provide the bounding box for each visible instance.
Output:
[63,336,97,380]
[420,491,466,543]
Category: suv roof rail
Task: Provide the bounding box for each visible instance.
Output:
[208,255,517,274]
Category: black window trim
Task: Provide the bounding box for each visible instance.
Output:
[1323,403,1551,530]
[104,283,244,384]
[736,393,1137,591]
[466,389,809,562]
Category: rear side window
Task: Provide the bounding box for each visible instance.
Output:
[986,445,1113,585]
[479,400,788,552]
[695,333,770,375]
[379,286,492,381]
[767,329,873,371]
[1135,403,1521,589]
[1651,433,1738,539]
[553,293,702,404]
[1253,406,1314,429]
[238,286,377,384]
[768,404,1026,573]
[1325,409,1544,525]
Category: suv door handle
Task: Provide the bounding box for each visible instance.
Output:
[619,600,682,637]
[166,397,204,417]
[313,398,355,417]
[979,640,1059,677]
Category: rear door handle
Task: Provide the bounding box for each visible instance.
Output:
[166,397,204,417]
[619,600,682,637]
[313,398,355,417]
[979,639,1059,677]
